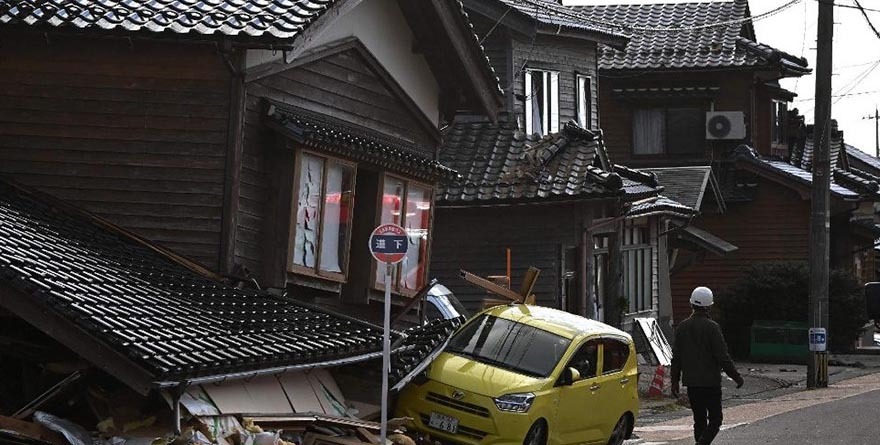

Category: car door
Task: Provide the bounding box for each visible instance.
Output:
[592,337,636,438]
[553,338,605,445]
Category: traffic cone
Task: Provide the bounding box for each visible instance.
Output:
[646,365,667,398]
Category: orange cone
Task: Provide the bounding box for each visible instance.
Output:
[646,365,667,398]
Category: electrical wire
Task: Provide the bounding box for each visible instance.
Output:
[853,0,880,40]
[827,0,880,14]
[795,0,809,92]
[794,89,880,102]
[511,0,804,34]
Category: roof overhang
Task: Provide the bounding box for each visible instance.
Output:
[265,100,459,182]
[612,86,720,101]
[398,0,505,120]
[671,224,739,256]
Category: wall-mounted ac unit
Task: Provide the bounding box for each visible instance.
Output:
[706,111,746,140]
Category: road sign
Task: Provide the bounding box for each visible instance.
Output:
[369,224,408,264]
[369,223,408,445]
[809,327,827,352]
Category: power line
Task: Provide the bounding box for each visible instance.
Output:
[793,89,880,102]
[853,0,880,40]
[830,0,880,14]
[513,0,804,35]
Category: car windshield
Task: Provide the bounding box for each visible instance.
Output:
[446,314,571,378]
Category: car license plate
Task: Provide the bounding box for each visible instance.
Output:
[428,412,459,434]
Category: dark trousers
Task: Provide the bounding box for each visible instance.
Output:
[686,386,723,445]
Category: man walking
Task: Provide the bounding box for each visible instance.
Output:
[671,286,744,445]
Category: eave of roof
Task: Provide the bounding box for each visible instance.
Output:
[265,100,459,183]
[733,146,864,201]
[674,224,739,256]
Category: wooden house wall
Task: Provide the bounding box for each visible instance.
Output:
[236,47,440,286]
[0,32,231,269]
[670,177,810,322]
[598,71,754,167]
[510,35,600,130]
[431,203,585,312]
[468,15,513,111]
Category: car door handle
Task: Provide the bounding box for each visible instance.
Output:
[620,378,630,384]
[590,383,601,391]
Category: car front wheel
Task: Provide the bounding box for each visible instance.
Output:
[523,420,547,445]
[607,414,631,445]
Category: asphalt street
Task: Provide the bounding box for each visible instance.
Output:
[667,388,880,444]
[627,369,880,444]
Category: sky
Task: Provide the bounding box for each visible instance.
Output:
[564,0,880,155]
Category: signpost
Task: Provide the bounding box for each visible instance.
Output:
[369,224,408,445]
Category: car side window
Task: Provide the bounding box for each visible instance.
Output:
[601,338,630,375]
[568,339,600,380]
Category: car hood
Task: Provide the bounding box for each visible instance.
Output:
[426,352,550,398]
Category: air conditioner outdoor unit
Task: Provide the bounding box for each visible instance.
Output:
[706,111,746,140]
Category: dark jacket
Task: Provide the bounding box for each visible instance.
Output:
[671,311,741,388]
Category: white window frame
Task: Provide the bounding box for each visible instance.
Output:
[524,69,560,136]
[372,174,435,297]
[287,150,357,282]
[577,74,592,129]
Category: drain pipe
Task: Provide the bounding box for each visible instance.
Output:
[171,383,187,435]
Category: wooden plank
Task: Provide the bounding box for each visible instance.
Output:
[0,134,227,157]
[221,49,246,274]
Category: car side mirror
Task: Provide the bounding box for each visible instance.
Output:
[561,367,582,386]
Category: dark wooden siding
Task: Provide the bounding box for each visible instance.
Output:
[469,15,513,110]
[431,204,584,312]
[0,32,231,269]
[670,177,810,322]
[599,71,754,167]
[510,35,599,129]
[236,47,440,282]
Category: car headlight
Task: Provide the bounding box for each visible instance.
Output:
[493,393,536,413]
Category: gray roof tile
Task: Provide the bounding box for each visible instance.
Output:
[494,0,628,42]
[438,120,658,204]
[572,0,809,73]
[0,0,334,40]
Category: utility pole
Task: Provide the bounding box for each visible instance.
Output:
[864,106,879,157]
[808,0,834,389]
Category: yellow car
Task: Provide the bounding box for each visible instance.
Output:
[396,304,638,445]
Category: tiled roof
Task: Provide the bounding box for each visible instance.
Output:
[491,0,629,43]
[643,166,713,211]
[0,180,398,387]
[627,196,694,219]
[437,120,648,204]
[615,164,662,199]
[792,124,845,171]
[845,144,880,174]
[265,101,459,182]
[573,0,809,73]
[0,0,335,41]
[733,146,864,200]
[390,317,463,390]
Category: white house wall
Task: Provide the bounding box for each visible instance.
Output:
[246,0,440,126]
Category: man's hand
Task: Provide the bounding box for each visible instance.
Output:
[734,375,744,389]
[671,381,680,399]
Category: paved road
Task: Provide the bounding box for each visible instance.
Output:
[666,388,880,444]
[626,371,880,444]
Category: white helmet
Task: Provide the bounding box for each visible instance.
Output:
[690,286,714,307]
